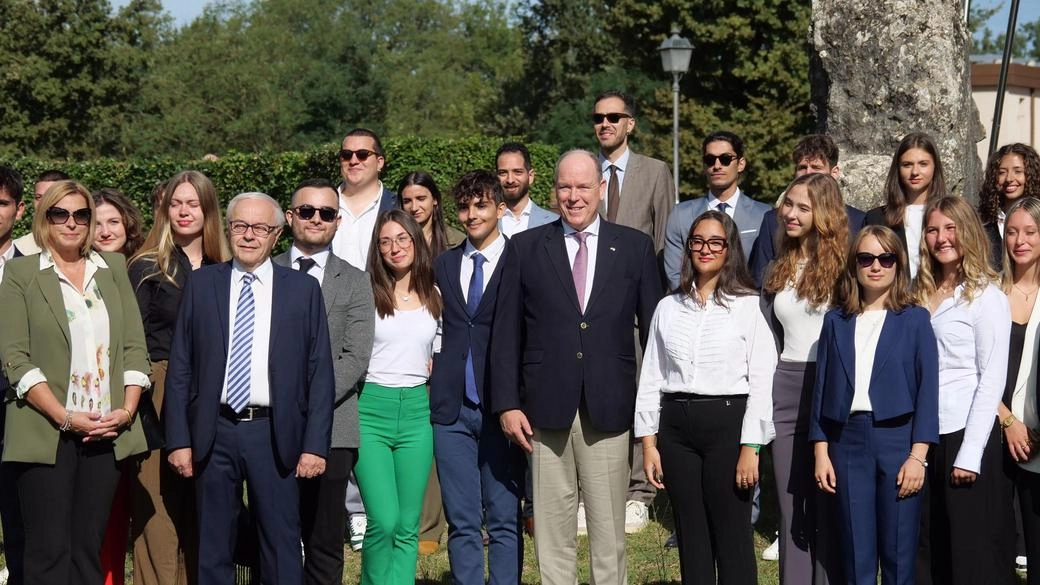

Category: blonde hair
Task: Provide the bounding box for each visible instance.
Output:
[1000,196,1040,292]
[913,196,997,305]
[33,180,95,258]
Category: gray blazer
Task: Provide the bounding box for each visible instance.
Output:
[273,250,374,449]
[600,151,674,253]
[663,190,770,290]
[500,200,558,234]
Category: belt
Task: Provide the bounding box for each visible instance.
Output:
[220,404,271,421]
[662,393,748,403]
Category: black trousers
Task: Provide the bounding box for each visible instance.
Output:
[657,395,755,585]
[14,435,121,585]
[299,447,357,585]
[1006,459,1040,585]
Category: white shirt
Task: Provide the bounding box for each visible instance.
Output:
[562,216,600,311]
[773,284,828,362]
[599,148,631,214]
[635,293,777,444]
[0,241,15,282]
[332,182,384,270]
[706,189,742,217]
[501,199,533,238]
[851,310,887,412]
[460,235,505,303]
[905,204,926,279]
[931,283,1010,473]
[997,209,1007,238]
[289,246,329,286]
[221,260,274,407]
[366,307,440,387]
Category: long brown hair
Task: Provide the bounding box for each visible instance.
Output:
[676,210,756,304]
[836,225,915,315]
[368,209,443,319]
[93,188,145,257]
[913,196,997,305]
[978,143,1040,224]
[764,173,849,309]
[882,132,948,227]
[397,172,451,257]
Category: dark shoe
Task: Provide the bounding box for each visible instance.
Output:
[664,532,677,548]
[523,516,535,538]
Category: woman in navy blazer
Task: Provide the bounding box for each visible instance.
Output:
[811,225,939,585]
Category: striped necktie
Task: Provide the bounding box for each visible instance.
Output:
[226,272,257,413]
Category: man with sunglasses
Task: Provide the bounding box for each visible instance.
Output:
[332,128,397,271]
[663,131,770,290]
[12,169,69,256]
[274,179,375,585]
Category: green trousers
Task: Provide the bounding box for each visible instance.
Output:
[355,383,434,585]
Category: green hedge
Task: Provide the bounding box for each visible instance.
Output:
[7,136,562,246]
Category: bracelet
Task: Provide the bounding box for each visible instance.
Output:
[1001,414,1018,429]
[907,453,928,468]
[741,443,762,455]
[120,408,134,428]
[59,411,72,432]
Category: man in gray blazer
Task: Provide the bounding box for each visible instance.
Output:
[496,142,557,237]
[275,178,375,585]
[663,131,771,290]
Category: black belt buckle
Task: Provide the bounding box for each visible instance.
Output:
[221,405,271,421]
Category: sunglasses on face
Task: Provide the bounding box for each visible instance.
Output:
[591,112,632,125]
[293,204,337,222]
[855,252,898,269]
[703,154,739,167]
[46,206,92,226]
[338,149,378,162]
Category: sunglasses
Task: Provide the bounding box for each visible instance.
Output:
[338,149,378,162]
[591,112,632,125]
[293,204,338,222]
[855,252,898,269]
[46,206,92,226]
[703,154,740,167]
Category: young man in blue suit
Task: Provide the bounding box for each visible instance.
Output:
[431,171,524,585]
[164,192,334,585]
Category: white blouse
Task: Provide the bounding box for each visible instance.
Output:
[931,283,1010,473]
[851,310,887,413]
[365,306,441,388]
[773,285,828,362]
[635,293,777,444]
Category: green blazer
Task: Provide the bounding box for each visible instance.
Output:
[0,251,150,464]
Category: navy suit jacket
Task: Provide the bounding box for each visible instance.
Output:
[164,261,334,471]
[809,305,939,445]
[750,204,865,289]
[430,239,510,424]
[490,219,662,433]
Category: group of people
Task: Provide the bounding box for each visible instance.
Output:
[0,87,1038,585]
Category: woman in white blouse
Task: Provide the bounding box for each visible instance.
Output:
[811,225,939,585]
[913,195,1013,585]
[639,210,776,585]
[0,180,150,585]
[355,209,442,585]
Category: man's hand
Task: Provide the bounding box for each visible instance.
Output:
[499,409,533,453]
[296,453,326,478]
[168,448,194,478]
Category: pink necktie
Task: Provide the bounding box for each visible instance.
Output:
[572,231,589,312]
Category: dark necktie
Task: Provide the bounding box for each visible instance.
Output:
[297,257,317,273]
[464,253,487,405]
[717,201,729,214]
[607,165,620,223]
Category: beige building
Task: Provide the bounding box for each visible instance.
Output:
[972,60,1040,160]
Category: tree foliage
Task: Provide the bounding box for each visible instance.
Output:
[970,1,1040,59]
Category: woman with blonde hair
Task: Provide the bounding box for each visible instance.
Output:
[913,196,1013,585]
[127,170,229,585]
[763,172,848,584]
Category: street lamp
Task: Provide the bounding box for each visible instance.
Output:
[658,26,693,202]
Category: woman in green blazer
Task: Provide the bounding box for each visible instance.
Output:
[0,180,150,585]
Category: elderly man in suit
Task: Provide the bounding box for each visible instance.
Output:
[663,131,771,290]
[274,179,374,585]
[492,150,662,585]
[165,192,334,585]
[496,142,557,237]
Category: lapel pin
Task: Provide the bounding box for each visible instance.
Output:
[610,246,616,252]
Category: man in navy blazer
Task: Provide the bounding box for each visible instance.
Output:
[492,150,662,585]
[165,192,334,585]
[496,142,557,237]
[431,171,523,585]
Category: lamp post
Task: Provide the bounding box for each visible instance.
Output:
[658,26,693,203]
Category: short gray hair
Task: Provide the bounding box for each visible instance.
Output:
[226,191,285,227]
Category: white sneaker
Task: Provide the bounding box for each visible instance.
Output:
[1017,555,1028,572]
[762,536,779,561]
[624,500,649,534]
[0,566,8,585]
[349,514,367,551]
[576,503,588,535]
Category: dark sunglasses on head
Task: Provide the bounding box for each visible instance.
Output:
[293,204,338,222]
[338,149,377,162]
[591,112,632,125]
[703,154,739,167]
[855,252,898,269]
[46,206,92,226]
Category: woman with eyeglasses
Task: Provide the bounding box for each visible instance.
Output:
[126,170,228,585]
[93,188,145,258]
[355,209,442,585]
[638,210,776,585]
[864,133,949,280]
[810,225,939,585]
[0,180,151,585]
[913,196,1013,585]
[978,144,1040,271]
[762,172,848,584]
[398,172,465,259]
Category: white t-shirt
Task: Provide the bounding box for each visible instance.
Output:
[365,306,440,388]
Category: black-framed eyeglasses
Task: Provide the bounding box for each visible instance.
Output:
[293,204,338,222]
[378,234,413,252]
[46,206,91,226]
[855,252,898,269]
[703,154,739,167]
[689,238,728,253]
[338,149,378,162]
[228,220,277,237]
[591,112,632,125]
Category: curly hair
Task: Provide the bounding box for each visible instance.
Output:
[764,173,849,309]
[913,196,997,305]
[977,143,1040,224]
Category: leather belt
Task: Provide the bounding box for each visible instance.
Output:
[220,405,271,421]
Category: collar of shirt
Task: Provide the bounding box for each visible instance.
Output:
[231,257,273,286]
[0,241,15,264]
[40,249,108,286]
[463,232,506,265]
[707,188,742,211]
[599,148,631,175]
[562,215,602,238]
[507,198,533,220]
[337,181,385,220]
[289,246,330,270]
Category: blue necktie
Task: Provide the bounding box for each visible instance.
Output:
[464,253,486,405]
[226,273,256,413]
[717,201,729,213]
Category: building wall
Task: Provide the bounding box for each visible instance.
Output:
[972,62,1040,162]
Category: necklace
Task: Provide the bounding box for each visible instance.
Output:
[1014,283,1039,298]
[395,291,413,302]
[936,281,958,296]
